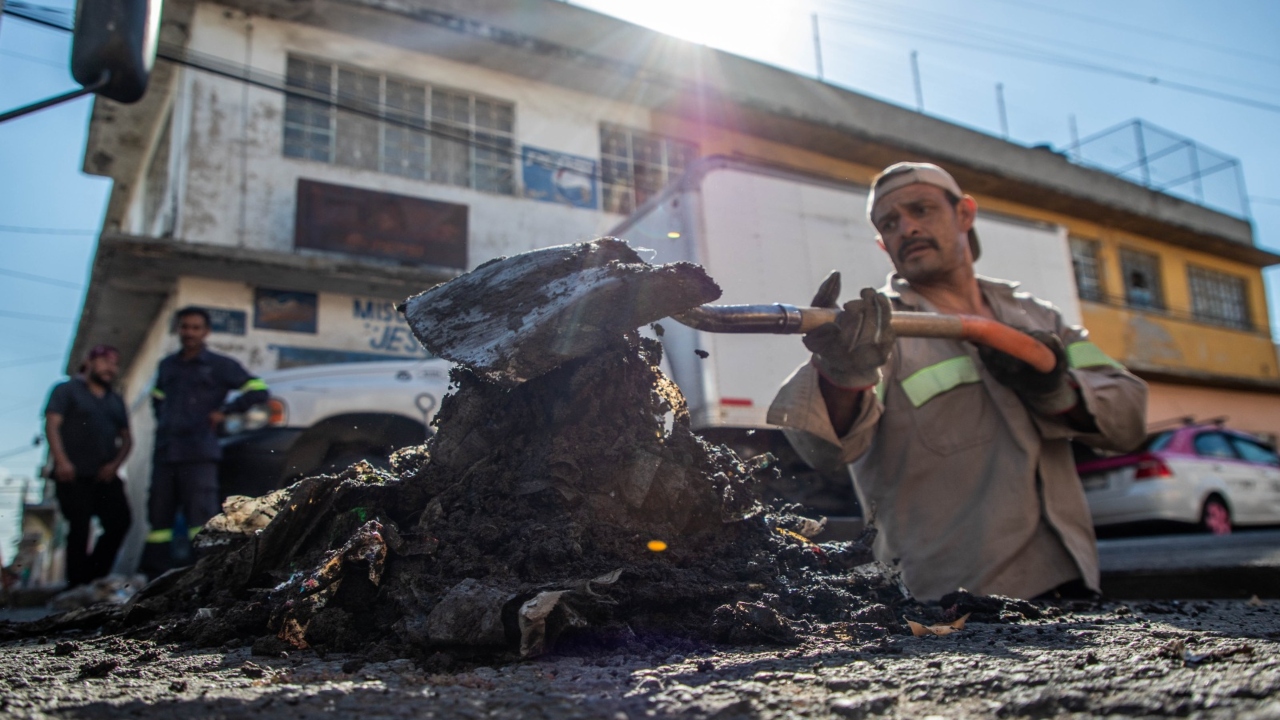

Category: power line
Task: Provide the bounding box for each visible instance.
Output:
[982,0,1280,70]
[0,48,67,71]
[0,267,82,289]
[155,44,632,188]
[2,7,669,192]
[818,13,1280,116]
[0,225,97,236]
[0,443,40,462]
[0,353,64,369]
[0,310,75,324]
[820,0,1280,101]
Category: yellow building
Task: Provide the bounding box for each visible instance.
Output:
[652,115,1280,442]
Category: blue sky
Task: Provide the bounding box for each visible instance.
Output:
[2,0,1279,555]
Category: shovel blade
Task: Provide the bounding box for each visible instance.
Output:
[403,238,721,386]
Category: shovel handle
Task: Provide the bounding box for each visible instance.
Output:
[672,305,1058,373]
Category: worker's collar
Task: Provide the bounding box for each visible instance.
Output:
[177,347,213,364]
[881,273,1020,311]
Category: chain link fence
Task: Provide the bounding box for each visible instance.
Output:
[1071,119,1250,220]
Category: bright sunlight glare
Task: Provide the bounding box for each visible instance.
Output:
[574,0,813,71]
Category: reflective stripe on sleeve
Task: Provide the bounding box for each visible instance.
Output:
[150,388,165,400]
[1066,341,1124,370]
[900,355,981,408]
[240,378,268,392]
[146,528,173,544]
[187,525,203,540]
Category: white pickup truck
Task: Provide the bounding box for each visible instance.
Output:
[217,358,451,498]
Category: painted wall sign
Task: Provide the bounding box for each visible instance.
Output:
[253,288,318,333]
[352,298,432,358]
[522,146,598,209]
[295,179,468,268]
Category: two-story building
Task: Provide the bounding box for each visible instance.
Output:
[69,0,1280,568]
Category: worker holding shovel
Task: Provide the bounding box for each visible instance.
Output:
[767,162,1148,601]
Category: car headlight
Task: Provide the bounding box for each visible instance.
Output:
[223,398,288,435]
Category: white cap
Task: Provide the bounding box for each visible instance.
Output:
[867,162,980,260]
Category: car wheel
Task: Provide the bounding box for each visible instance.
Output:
[1200,497,1232,536]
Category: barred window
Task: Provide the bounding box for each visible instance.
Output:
[1188,265,1250,330]
[1120,248,1163,310]
[1069,237,1104,302]
[284,56,515,194]
[600,124,697,215]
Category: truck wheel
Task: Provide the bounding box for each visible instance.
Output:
[1200,496,1232,536]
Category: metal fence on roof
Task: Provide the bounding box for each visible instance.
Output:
[1070,119,1250,221]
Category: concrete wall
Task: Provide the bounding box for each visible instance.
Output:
[127,4,666,266]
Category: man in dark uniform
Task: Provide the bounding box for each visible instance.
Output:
[43,344,133,586]
[141,307,269,576]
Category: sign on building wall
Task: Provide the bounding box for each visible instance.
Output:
[206,308,247,335]
[253,288,318,333]
[522,146,598,209]
[352,298,432,358]
[295,179,468,269]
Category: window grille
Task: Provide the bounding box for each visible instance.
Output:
[284,56,515,194]
[1188,265,1250,330]
[1120,248,1163,310]
[1068,237,1104,302]
[599,124,697,215]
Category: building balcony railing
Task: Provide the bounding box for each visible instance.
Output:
[1078,289,1262,335]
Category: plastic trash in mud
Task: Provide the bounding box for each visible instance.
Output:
[50,574,148,611]
[195,490,290,550]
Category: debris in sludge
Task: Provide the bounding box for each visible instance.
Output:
[5,239,1041,663]
[113,335,899,661]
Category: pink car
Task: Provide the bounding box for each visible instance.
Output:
[1076,424,1280,535]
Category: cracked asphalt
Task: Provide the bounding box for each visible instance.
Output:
[3,598,1279,718]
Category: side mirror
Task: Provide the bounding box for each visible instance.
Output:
[71,0,163,104]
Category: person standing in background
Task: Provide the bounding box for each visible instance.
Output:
[43,344,133,587]
[141,307,268,576]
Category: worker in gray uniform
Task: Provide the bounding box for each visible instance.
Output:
[768,162,1148,601]
[141,306,269,577]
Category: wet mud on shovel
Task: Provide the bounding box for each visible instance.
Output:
[402,238,721,386]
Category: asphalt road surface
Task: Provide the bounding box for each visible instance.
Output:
[3,599,1279,719]
[1099,529,1280,599]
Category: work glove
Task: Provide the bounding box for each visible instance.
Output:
[802,272,896,390]
[978,328,1078,415]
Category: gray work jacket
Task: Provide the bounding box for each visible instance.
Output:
[766,274,1148,601]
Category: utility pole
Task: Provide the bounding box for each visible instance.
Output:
[811,13,824,82]
[1068,114,1080,161]
[910,51,923,112]
[995,83,1009,139]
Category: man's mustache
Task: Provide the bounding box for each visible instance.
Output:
[897,237,939,262]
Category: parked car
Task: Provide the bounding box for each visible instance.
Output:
[218,359,451,498]
[1076,423,1280,534]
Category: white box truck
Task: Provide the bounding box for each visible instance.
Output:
[610,156,1081,516]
